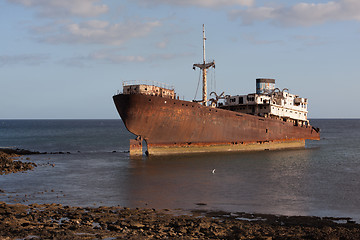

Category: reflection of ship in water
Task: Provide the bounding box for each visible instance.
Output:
[113,25,320,156]
[125,150,312,216]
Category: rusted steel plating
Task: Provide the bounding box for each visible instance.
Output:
[113,93,320,155]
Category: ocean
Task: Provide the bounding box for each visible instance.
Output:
[1,119,360,222]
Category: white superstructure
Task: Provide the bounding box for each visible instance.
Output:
[220,79,309,126]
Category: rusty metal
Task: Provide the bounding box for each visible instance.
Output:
[113,93,320,155]
[147,140,306,155]
[129,138,142,156]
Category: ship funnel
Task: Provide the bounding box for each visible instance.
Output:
[256,78,275,94]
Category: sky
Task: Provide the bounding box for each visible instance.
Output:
[1,0,360,119]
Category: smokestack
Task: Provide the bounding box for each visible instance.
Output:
[256,78,275,94]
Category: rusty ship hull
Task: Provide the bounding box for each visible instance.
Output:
[113,93,320,155]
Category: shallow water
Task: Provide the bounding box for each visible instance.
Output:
[0,119,360,221]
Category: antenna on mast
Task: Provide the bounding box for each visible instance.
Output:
[202,24,206,65]
[193,24,215,106]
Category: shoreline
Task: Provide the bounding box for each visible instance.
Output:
[0,149,37,175]
[1,148,360,239]
[1,202,360,239]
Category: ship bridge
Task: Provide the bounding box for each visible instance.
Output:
[220,79,309,126]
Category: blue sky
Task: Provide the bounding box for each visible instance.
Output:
[1,0,359,119]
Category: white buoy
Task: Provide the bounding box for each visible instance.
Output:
[212,169,216,174]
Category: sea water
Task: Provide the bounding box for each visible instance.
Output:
[0,119,360,221]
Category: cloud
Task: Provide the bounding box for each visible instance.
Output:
[10,0,162,47]
[34,20,161,46]
[229,0,360,26]
[59,53,145,68]
[133,0,254,8]
[60,48,192,67]
[292,35,327,46]
[242,33,282,45]
[0,54,50,67]
[156,39,168,49]
[88,49,146,64]
[8,0,108,17]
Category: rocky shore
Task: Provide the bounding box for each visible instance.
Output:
[0,201,359,239]
[1,148,360,239]
[0,150,37,175]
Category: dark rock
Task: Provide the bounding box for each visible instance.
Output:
[195,202,207,206]
[107,224,122,231]
[0,151,37,175]
[0,202,360,239]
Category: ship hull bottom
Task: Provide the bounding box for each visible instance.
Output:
[146,139,305,156]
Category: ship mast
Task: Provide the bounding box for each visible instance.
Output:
[193,24,215,106]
